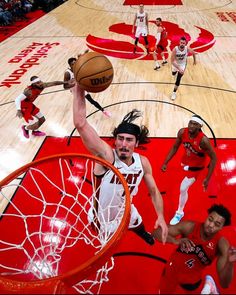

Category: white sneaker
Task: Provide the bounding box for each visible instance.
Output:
[170,212,184,225]
[102,110,112,118]
[201,275,219,294]
[170,92,177,100]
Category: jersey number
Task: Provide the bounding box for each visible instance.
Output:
[185,258,195,268]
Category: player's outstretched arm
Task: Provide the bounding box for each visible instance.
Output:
[142,155,168,243]
[72,82,113,163]
[161,128,183,171]
[43,80,75,89]
[216,238,236,288]
[200,136,217,191]
[152,220,195,247]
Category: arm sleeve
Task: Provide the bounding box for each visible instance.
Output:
[15,93,27,110]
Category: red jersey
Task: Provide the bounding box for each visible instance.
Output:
[181,128,207,168]
[160,25,167,41]
[24,85,43,103]
[168,222,221,285]
[156,25,167,48]
[20,85,44,122]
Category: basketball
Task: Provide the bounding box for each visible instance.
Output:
[73,52,114,93]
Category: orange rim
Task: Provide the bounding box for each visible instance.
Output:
[0,153,131,288]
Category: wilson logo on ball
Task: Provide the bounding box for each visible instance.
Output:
[90,74,113,86]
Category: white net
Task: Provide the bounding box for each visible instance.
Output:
[0,154,130,294]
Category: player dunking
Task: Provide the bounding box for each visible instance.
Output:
[170,36,196,100]
[153,17,168,70]
[132,4,149,54]
[64,55,111,118]
[15,76,74,138]
[161,115,217,225]
[72,76,168,245]
[153,204,236,294]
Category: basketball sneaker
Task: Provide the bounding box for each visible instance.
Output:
[32,130,46,137]
[170,212,184,225]
[21,125,29,139]
[102,110,112,118]
[201,275,219,294]
[154,66,161,70]
[162,61,168,65]
[170,92,177,101]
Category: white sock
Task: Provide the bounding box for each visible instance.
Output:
[201,284,211,294]
[177,177,196,213]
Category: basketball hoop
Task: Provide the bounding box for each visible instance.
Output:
[0,154,131,294]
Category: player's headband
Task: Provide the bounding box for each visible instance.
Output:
[190,116,203,126]
[116,122,141,138]
[31,77,41,84]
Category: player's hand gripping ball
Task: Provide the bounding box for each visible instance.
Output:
[73,51,114,93]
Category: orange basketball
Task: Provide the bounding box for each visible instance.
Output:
[73,52,114,93]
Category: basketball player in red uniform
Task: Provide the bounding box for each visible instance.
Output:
[15,76,74,138]
[64,56,111,117]
[161,114,217,225]
[153,18,168,70]
[153,204,236,294]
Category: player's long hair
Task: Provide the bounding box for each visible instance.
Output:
[112,109,150,144]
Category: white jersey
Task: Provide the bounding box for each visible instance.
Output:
[174,46,188,65]
[99,150,144,201]
[65,68,74,79]
[88,150,144,231]
[136,11,147,28]
[65,68,78,93]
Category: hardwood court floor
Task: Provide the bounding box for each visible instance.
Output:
[0,0,236,179]
[0,0,236,293]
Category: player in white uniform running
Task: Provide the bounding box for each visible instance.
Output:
[72,67,168,245]
[170,36,196,101]
[64,54,111,117]
[132,4,149,54]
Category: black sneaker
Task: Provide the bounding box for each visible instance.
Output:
[154,66,161,70]
[139,231,155,245]
[162,61,168,65]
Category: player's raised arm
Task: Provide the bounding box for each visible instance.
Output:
[72,83,113,163]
